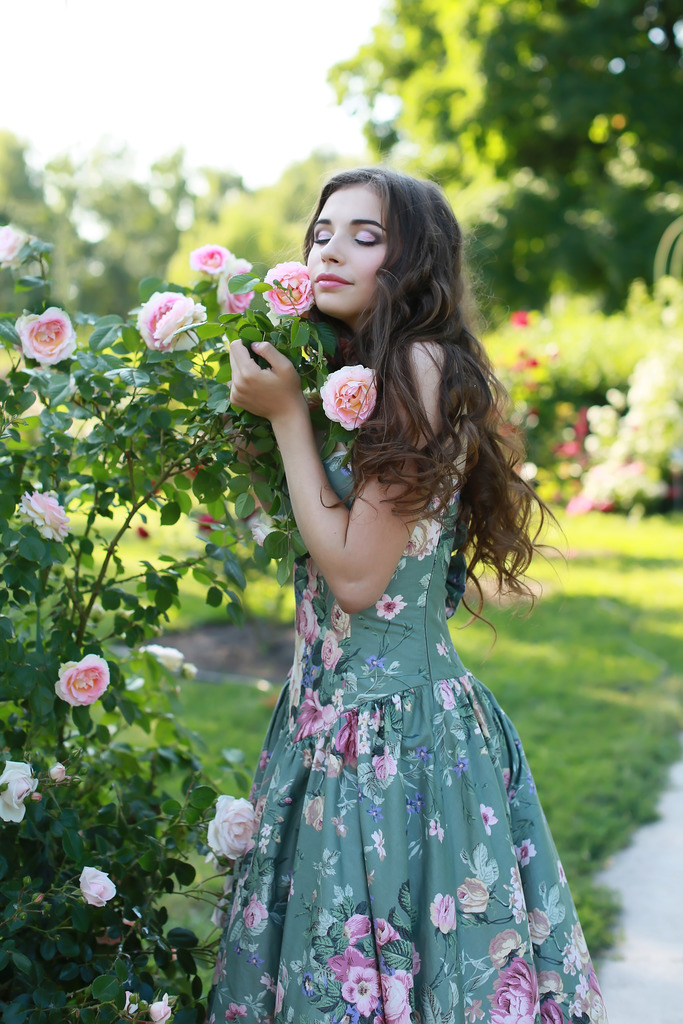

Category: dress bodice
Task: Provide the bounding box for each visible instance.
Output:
[286,451,468,732]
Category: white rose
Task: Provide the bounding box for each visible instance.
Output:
[139,644,184,672]
[0,760,38,822]
[0,224,29,268]
[207,795,256,860]
[49,762,66,782]
[79,866,117,907]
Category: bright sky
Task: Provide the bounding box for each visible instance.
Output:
[1,0,386,189]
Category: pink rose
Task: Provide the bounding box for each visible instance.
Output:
[342,965,381,1016]
[295,589,320,645]
[149,993,172,1022]
[321,631,342,671]
[0,760,38,822]
[79,866,116,907]
[225,1004,248,1021]
[320,364,377,429]
[207,795,256,859]
[243,893,268,930]
[343,913,371,944]
[16,307,76,365]
[489,957,539,1024]
[218,258,255,314]
[304,794,325,831]
[328,944,373,983]
[439,680,457,710]
[372,752,398,781]
[19,491,70,541]
[381,969,413,1024]
[55,654,110,707]
[190,243,235,276]
[429,893,456,934]
[136,291,206,352]
[374,918,400,946]
[0,224,29,267]
[264,261,314,317]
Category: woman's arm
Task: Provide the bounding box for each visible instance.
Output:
[228,338,442,613]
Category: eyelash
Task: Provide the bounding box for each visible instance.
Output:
[313,235,379,247]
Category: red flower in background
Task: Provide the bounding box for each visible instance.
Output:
[510,311,530,328]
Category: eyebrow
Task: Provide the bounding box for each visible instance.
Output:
[314,218,386,231]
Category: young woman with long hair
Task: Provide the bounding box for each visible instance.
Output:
[208,168,607,1024]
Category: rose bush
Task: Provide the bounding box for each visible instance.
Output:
[0,227,377,1022]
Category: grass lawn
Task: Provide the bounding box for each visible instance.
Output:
[141,510,683,956]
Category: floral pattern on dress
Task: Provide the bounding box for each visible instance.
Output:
[208,458,608,1024]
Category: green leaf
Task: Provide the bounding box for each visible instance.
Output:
[63,827,85,862]
[188,785,217,809]
[15,275,47,291]
[160,501,181,526]
[91,975,121,1001]
[139,276,165,302]
[89,316,123,352]
[239,325,263,344]
[114,959,129,983]
[18,533,46,562]
[206,586,223,607]
[276,549,296,586]
[234,492,255,519]
[228,273,259,295]
[11,949,32,975]
[195,321,223,339]
[119,368,151,387]
[0,319,20,345]
[71,903,91,933]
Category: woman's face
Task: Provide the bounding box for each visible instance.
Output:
[307,184,387,331]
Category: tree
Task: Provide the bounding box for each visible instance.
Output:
[332,0,683,309]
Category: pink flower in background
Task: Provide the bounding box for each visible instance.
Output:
[429,893,456,933]
[190,243,234,276]
[79,866,116,907]
[55,654,110,706]
[245,508,277,546]
[264,261,314,316]
[0,224,29,267]
[375,593,406,621]
[149,993,172,1022]
[16,307,76,365]
[489,956,540,1024]
[0,760,38,822]
[510,311,530,328]
[19,491,70,541]
[218,258,255,314]
[208,795,255,860]
[49,763,66,782]
[137,291,206,352]
[320,364,377,429]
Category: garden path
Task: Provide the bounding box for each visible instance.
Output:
[595,750,683,1024]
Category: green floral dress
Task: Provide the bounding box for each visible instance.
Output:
[208,454,608,1024]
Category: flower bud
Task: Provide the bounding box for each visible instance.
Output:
[49,762,66,782]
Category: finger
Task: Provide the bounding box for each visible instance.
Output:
[250,340,290,372]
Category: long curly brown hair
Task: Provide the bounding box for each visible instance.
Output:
[303,167,550,607]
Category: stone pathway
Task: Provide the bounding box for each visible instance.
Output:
[596,751,683,1024]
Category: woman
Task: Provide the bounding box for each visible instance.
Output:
[208,168,607,1024]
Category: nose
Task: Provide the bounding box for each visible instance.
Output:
[320,233,344,264]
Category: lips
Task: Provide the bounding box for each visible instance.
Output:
[315,274,350,285]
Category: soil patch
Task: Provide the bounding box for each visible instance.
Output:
[161,620,295,683]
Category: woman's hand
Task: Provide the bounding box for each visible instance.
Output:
[229,339,307,424]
